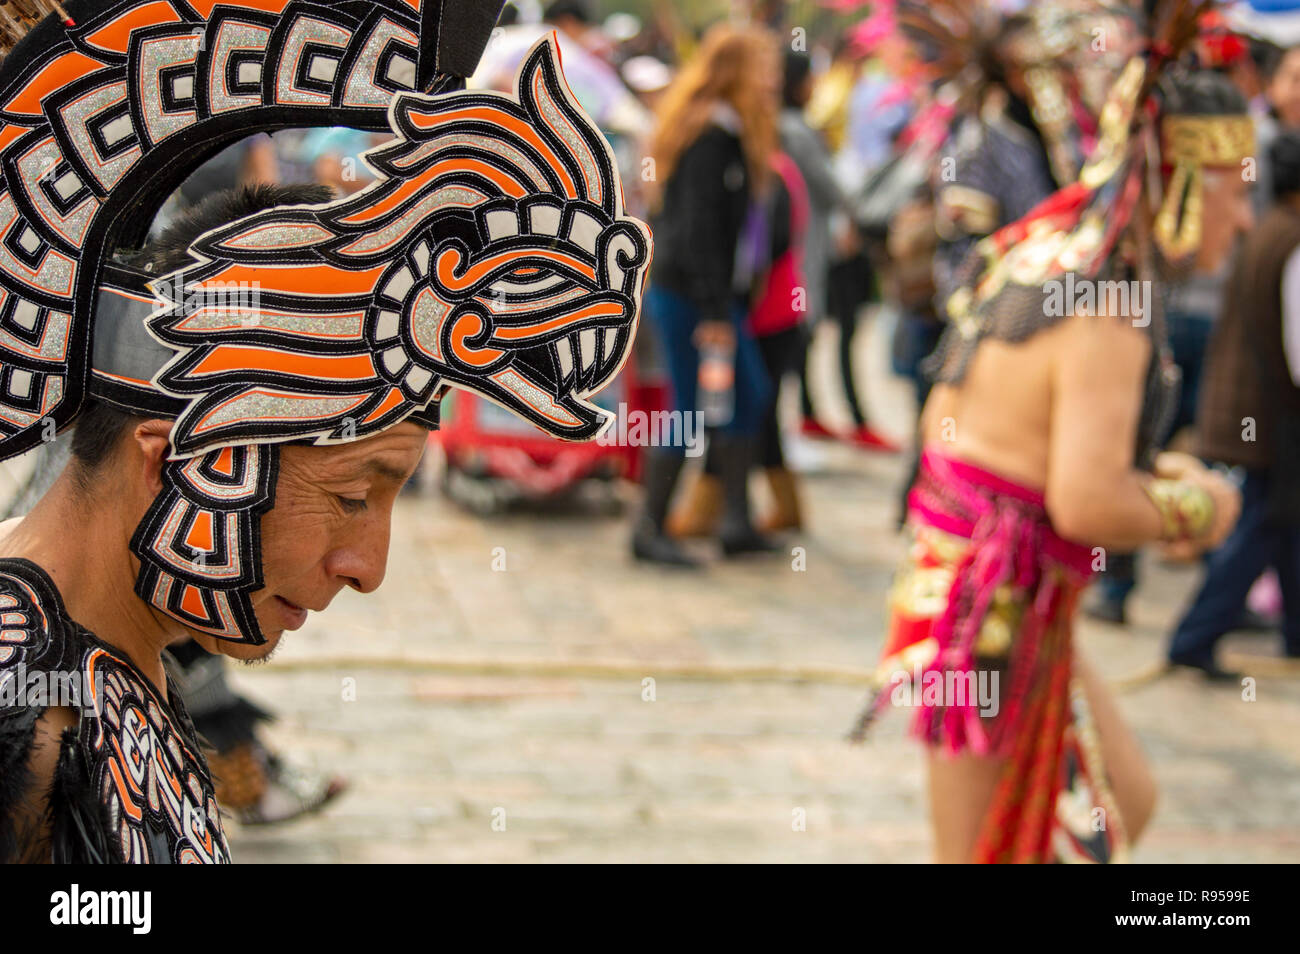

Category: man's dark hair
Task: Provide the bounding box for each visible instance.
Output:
[1160,68,1250,117]
[1251,37,1285,82]
[122,181,334,274]
[70,182,335,479]
[543,0,591,26]
[1271,129,1300,199]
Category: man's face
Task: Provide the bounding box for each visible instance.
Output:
[1195,167,1254,274]
[188,422,428,660]
[1271,48,1300,129]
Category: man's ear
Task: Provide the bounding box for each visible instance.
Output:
[131,419,175,497]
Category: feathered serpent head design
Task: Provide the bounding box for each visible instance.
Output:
[146,36,651,456]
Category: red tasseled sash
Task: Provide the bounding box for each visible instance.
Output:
[869,448,1113,862]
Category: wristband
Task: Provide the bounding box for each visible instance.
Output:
[1141,479,1215,543]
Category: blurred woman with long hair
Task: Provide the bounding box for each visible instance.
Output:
[631,24,781,566]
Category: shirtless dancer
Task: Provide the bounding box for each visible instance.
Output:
[856,5,1250,863]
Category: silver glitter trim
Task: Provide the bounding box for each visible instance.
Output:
[0,195,75,298]
[276,17,351,106]
[16,138,97,246]
[58,81,141,191]
[483,285,583,315]
[172,307,365,340]
[343,18,418,107]
[337,186,484,256]
[208,21,271,115]
[153,499,242,578]
[531,68,600,204]
[139,33,200,145]
[395,132,552,194]
[0,308,69,361]
[493,367,580,426]
[179,454,260,500]
[40,374,63,414]
[408,287,451,362]
[220,222,332,251]
[193,390,369,432]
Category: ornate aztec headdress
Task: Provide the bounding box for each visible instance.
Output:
[0,0,651,644]
[939,0,1254,341]
[895,0,1106,188]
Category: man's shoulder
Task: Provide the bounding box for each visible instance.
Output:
[0,558,76,680]
[0,559,79,863]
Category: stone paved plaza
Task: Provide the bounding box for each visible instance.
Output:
[222,318,1300,863]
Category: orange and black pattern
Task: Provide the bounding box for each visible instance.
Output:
[129,442,275,644]
[0,558,227,863]
[149,37,651,454]
[79,642,230,863]
[0,0,459,463]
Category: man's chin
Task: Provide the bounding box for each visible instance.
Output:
[189,629,284,661]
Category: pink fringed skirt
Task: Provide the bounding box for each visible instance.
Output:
[856,447,1127,863]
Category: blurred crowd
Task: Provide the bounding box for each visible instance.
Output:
[151,0,1300,831]
[602,0,1296,683]
[160,0,1300,673]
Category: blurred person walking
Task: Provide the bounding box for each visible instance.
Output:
[669,145,810,538]
[778,50,839,385]
[749,150,812,532]
[1165,129,1300,678]
[631,24,780,566]
[1087,34,1296,626]
[798,36,907,452]
[1252,42,1300,215]
[670,50,830,537]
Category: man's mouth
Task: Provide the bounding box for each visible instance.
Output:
[273,596,309,630]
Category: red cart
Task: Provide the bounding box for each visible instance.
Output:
[432,355,664,513]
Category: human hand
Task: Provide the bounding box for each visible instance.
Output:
[1159,468,1240,560]
[693,320,735,351]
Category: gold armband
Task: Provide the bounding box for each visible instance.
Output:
[1141,479,1215,542]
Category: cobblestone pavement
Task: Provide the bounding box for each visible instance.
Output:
[227,317,1300,863]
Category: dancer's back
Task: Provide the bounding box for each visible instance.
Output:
[920,310,1156,549]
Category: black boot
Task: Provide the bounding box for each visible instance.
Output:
[631,450,700,567]
[713,434,780,557]
[1167,652,1241,684]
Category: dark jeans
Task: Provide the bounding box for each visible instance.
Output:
[891,309,944,410]
[891,310,944,527]
[800,251,875,425]
[1097,552,1139,603]
[645,283,771,451]
[1168,470,1300,663]
[756,324,810,469]
[1166,311,1213,439]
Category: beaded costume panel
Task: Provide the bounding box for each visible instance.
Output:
[0,558,227,863]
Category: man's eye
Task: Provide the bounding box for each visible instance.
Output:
[336,495,368,513]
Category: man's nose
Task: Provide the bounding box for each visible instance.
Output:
[324,520,392,595]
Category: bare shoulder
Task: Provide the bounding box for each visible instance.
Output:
[1049,308,1153,378]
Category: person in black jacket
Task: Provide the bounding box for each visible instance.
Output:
[632,24,781,566]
